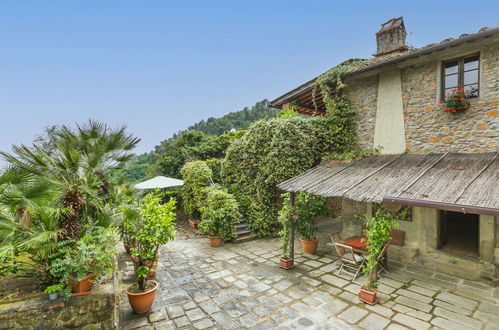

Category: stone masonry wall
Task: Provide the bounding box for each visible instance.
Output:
[0,282,116,329]
[346,75,378,150]
[346,42,498,153]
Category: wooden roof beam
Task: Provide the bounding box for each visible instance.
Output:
[282,103,325,116]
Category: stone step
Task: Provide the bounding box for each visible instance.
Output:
[236,229,251,236]
[232,234,256,244]
[235,223,247,230]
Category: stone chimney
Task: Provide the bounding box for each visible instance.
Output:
[375,17,408,57]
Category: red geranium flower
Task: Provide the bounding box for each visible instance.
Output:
[452,98,457,100]
[465,90,470,92]
[439,100,444,104]
[452,88,457,92]
[460,97,465,101]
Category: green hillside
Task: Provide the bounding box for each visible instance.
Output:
[110,99,278,182]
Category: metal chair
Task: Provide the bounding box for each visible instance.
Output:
[334,242,365,281]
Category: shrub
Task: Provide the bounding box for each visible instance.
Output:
[293,192,329,241]
[221,116,344,237]
[180,160,212,219]
[48,227,118,298]
[132,191,176,291]
[198,187,239,242]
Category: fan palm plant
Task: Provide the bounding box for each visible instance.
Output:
[0,120,140,240]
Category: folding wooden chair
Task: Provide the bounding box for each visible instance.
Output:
[330,232,341,245]
[334,242,365,281]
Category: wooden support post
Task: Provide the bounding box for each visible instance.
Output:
[289,192,296,260]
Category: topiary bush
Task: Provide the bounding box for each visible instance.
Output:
[180,160,212,219]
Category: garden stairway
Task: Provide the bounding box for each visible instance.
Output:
[232,218,255,243]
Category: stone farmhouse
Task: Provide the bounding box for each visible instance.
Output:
[271,18,499,282]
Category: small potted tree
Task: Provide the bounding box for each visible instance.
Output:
[278,195,296,269]
[198,187,239,247]
[126,191,176,314]
[360,210,398,305]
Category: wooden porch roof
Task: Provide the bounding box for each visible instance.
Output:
[277,152,499,215]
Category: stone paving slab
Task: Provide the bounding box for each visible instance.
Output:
[118,234,499,330]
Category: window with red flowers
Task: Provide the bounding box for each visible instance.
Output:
[442,54,480,98]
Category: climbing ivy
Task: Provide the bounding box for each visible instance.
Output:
[220,59,368,237]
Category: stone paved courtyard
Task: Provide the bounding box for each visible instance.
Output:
[118,234,499,330]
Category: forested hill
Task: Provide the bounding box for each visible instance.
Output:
[172,99,277,138]
[110,99,278,182]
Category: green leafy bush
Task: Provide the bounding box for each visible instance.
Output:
[48,227,118,298]
[180,160,212,219]
[362,210,398,291]
[132,191,176,291]
[292,192,329,241]
[198,187,239,242]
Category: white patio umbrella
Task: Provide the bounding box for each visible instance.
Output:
[134,176,184,190]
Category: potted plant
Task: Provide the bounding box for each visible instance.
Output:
[439,88,477,113]
[278,195,296,269]
[360,210,398,305]
[293,193,328,255]
[198,187,239,247]
[117,204,140,254]
[49,227,118,298]
[44,284,63,301]
[126,191,176,314]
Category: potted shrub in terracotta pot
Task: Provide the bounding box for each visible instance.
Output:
[295,192,329,255]
[198,186,239,247]
[48,227,118,298]
[126,191,176,314]
[359,210,398,305]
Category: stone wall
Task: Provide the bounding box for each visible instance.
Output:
[0,282,117,329]
[346,75,377,150]
[346,42,498,153]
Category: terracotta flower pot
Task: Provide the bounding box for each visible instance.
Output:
[126,280,158,314]
[209,237,221,247]
[188,219,200,229]
[70,275,96,296]
[132,256,158,278]
[279,258,294,270]
[359,287,378,305]
[300,238,319,255]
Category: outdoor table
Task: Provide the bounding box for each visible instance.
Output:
[342,235,388,270]
[343,235,369,254]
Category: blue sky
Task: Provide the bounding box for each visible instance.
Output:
[1,0,498,159]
